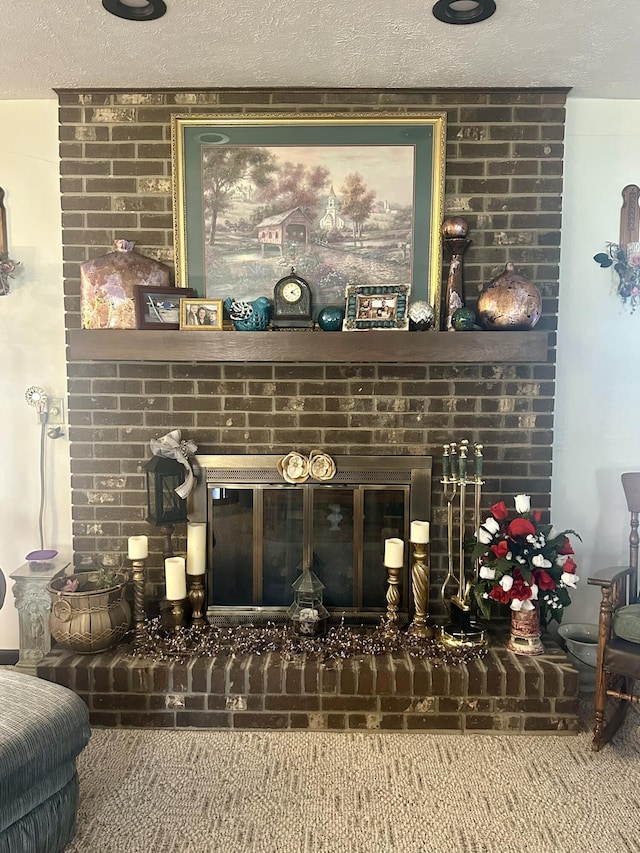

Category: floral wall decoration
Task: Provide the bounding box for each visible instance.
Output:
[0,255,19,296]
[0,186,20,296]
[593,242,640,314]
[594,183,640,313]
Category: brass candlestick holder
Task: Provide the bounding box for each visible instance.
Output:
[439,438,487,650]
[408,541,434,639]
[130,558,146,646]
[382,562,402,636]
[188,574,207,629]
[169,598,185,630]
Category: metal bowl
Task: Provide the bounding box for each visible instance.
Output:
[558,622,599,668]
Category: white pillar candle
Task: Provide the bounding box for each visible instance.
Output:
[165,556,187,600]
[384,538,404,568]
[186,522,207,575]
[410,521,430,544]
[128,535,148,560]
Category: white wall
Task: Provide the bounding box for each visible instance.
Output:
[1,96,638,646]
[0,100,70,647]
[553,98,640,626]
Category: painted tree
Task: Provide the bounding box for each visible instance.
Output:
[258,161,330,221]
[339,173,376,239]
[202,147,277,245]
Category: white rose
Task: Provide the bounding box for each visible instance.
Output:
[556,554,568,567]
[561,572,579,588]
[485,517,500,534]
[529,583,539,600]
[477,527,494,544]
[510,597,535,611]
[514,494,531,513]
[500,575,514,592]
[532,554,552,569]
[480,566,496,580]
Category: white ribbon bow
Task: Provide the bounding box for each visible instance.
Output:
[149,429,198,499]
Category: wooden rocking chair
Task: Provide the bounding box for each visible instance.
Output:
[588,472,640,750]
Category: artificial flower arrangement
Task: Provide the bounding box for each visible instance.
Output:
[471,494,580,626]
[0,254,20,296]
[594,242,640,313]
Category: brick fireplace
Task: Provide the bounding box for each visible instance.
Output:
[38,86,573,731]
[59,86,564,614]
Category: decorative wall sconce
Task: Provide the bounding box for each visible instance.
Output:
[0,187,20,296]
[593,184,640,314]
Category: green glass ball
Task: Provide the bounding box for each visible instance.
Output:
[318,305,345,331]
[452,307,476,331]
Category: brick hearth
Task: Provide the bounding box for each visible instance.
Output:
[37,634,579,734]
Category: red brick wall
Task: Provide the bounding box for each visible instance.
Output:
[59,88,565,617]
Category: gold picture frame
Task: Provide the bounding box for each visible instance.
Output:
[180,298,224,330]
[171,112,447,328]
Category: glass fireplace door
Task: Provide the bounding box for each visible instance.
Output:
[200,453,429,622]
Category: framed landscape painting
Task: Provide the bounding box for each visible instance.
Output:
[171,112,446,328]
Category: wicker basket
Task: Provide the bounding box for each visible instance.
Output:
[48,571,131,654]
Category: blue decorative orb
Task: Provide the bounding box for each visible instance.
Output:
[317,305,345,331]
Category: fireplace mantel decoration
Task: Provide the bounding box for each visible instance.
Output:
[130,616,487,666]
[276,450,336,484]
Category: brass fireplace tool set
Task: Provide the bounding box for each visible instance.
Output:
[438,439,487,649]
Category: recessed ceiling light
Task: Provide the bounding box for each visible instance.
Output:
[102,0,167,21]
[432,0,496,24]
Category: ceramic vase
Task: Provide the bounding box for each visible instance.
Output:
[507,602,545,656]
[476,262,542,330]
[80,239,171,329]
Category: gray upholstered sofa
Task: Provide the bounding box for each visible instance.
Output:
[0,664,91,852]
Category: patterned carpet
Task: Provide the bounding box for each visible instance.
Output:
[66,704,640,853]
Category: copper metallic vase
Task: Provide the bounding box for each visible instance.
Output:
[476,262,542,330]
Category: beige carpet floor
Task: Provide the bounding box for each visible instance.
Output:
[66,703,640,853]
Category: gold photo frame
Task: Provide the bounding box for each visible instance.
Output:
[180,298,224,331]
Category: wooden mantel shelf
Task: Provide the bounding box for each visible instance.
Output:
[67,329,550,364]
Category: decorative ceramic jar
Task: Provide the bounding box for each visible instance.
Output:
[80,239,171,329]
[476,262,542,330]
[506,602,545,656]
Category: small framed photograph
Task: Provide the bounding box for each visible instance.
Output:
[180,298,224,330]
[134,285,195,330]
[343,284,410,331]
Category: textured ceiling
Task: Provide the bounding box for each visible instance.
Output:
[2,0,639,100]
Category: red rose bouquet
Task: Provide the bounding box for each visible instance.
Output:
[471,494,580,626]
